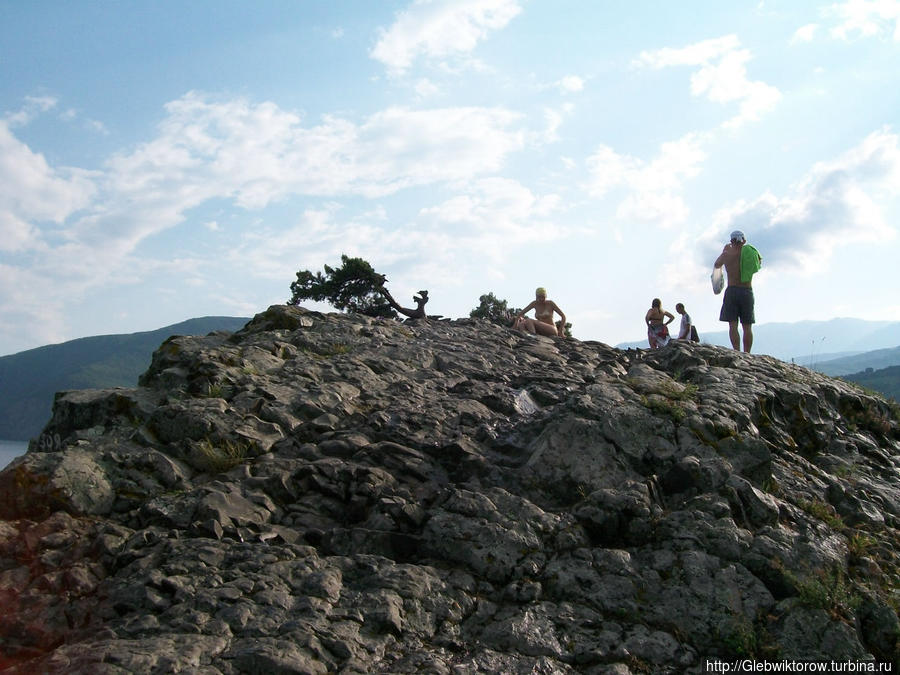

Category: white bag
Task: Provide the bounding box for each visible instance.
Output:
[711,267,724,295]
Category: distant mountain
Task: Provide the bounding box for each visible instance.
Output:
[616,318,900,363]
[841,364,900,401]
[0,317,249,441]
[813,345,900,377]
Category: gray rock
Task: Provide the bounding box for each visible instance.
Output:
[1,305,898,673]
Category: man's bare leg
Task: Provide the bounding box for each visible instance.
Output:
[742,323,753,353]
[728,321,740,350]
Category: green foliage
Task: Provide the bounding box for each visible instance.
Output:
[201,382,224,398]
[843,400,897,438]
[196,438,250,474]
[847,531,876,558]
[761,477,784,497]
[717,616,759,657]
[640,394,687,422]
[798,498,845,530]
[288,254,397,318]
[655,381,698,401]
[790,566,861,618]
[470,292,515,324]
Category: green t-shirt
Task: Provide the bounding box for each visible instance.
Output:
[741,244,762,283]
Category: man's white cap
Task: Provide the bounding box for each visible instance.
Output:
[729,230,745,242]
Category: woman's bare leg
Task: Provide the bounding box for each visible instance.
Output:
[532,320,558,337]
[512,317,537,333]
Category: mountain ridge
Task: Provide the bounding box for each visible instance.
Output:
[815,345,900,377]
[0,316,249,440]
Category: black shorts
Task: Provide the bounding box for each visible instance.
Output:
[719,286,755,324]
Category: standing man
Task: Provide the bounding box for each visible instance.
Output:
[675,303,693,340]
[714,230,761,353]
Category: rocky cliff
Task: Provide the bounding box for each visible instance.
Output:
[1,305,899,673]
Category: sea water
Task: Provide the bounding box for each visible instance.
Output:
[0,440,28,470]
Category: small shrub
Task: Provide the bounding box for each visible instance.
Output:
[325,342,352,356]
[202,382,224,398]
[847,531,876,558]
[718,615,758,657]
[197,438,250,474]
[641,394,687,422]
[798,498,844,530]
[762,477,783,497]
[790,566,861,619]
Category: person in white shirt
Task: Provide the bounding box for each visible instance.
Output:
[675,303,693,340]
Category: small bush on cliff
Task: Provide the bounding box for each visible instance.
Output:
[196,438,250,474]
[470,292,517,324]
[289,255,397,318]
[792,566,861,619]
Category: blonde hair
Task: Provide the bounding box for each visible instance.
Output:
[536,287,547,298]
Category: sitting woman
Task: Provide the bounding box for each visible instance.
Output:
[513,287,567,337]
[645,298,674,348]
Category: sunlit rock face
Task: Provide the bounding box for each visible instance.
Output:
[1,304,899,672]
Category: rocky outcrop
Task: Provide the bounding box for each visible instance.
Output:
[1,304,899,673]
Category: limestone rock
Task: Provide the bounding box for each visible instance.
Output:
[2,304,899,672]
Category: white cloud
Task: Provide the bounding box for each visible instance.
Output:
[584,133,708,228]
[229,204,460,296]
[422,176,561,230]
[556,75,584,93]
[828,0,900,41]
[4,95,58,127]
[0,264,69,354]
[635,35,741,69]
[0,92,531,351]
[139,102,510,215]
[231,176,565,291]
[83,92,525,249]
[0,121,96,252]
[635,35,781,128]
[84,118,110,135]
[791,23,820,44]
[541,108,565,143]
[414,78,441,98]
[351,180,559,281]
[370,0,522,72]
[688,128,900,280]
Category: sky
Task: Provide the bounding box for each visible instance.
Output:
[1,0,899,357]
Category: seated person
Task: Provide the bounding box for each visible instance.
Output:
[645,298,674,348]
[513,287,567,337]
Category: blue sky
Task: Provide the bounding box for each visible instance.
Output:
[1,0,899,356]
